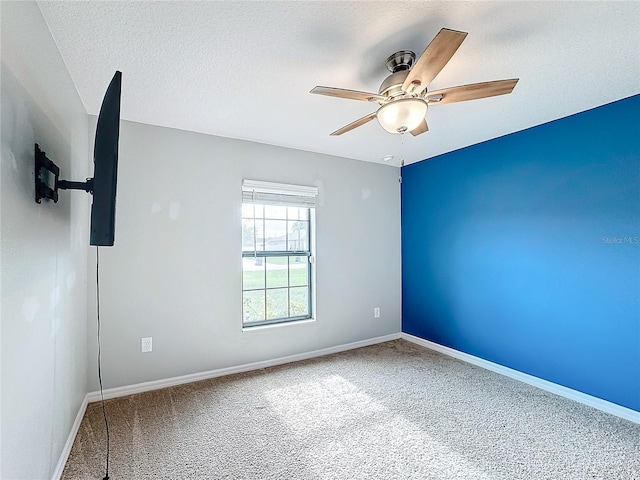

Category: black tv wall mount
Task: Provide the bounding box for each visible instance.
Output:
[34,143,94,203]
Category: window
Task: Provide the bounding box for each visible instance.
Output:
[241,180,317,327]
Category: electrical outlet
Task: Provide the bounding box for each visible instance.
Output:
[141,337,152,353]
[374,307,380,318]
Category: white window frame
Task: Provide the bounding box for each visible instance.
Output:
[241,180,317,328]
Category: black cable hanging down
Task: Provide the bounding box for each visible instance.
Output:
[96,246,111,480]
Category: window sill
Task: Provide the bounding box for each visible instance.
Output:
[242,317,316,332]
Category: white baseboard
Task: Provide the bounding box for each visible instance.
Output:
[401,333,640,425]
[51,394,88,480]
[87,333,402,403]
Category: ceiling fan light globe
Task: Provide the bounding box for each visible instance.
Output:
[377,98,427,134]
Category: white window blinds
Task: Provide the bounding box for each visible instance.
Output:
[242,180,318,208]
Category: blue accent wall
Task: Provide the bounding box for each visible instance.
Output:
[401,95,640,411]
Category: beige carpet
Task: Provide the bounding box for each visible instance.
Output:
[63,340,640,479]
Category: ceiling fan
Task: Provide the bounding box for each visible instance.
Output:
[311,28,519,136]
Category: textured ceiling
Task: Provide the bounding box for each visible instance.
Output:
[38,1,640,166]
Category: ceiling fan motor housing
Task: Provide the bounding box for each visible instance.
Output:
[379,50,416,98]
[379,70,410,98]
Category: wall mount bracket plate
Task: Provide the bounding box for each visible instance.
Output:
[34,143,94,204]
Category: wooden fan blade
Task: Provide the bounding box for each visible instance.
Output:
[330,112,377,136]
[426,79,519,105]
[410,118,429,136]
[311,86,386,103]
[402,28,468,94]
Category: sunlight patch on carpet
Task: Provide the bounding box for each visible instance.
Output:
[264,375,492,479]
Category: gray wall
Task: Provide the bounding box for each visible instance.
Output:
[1,2,89,479]
[87,119,402,391]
